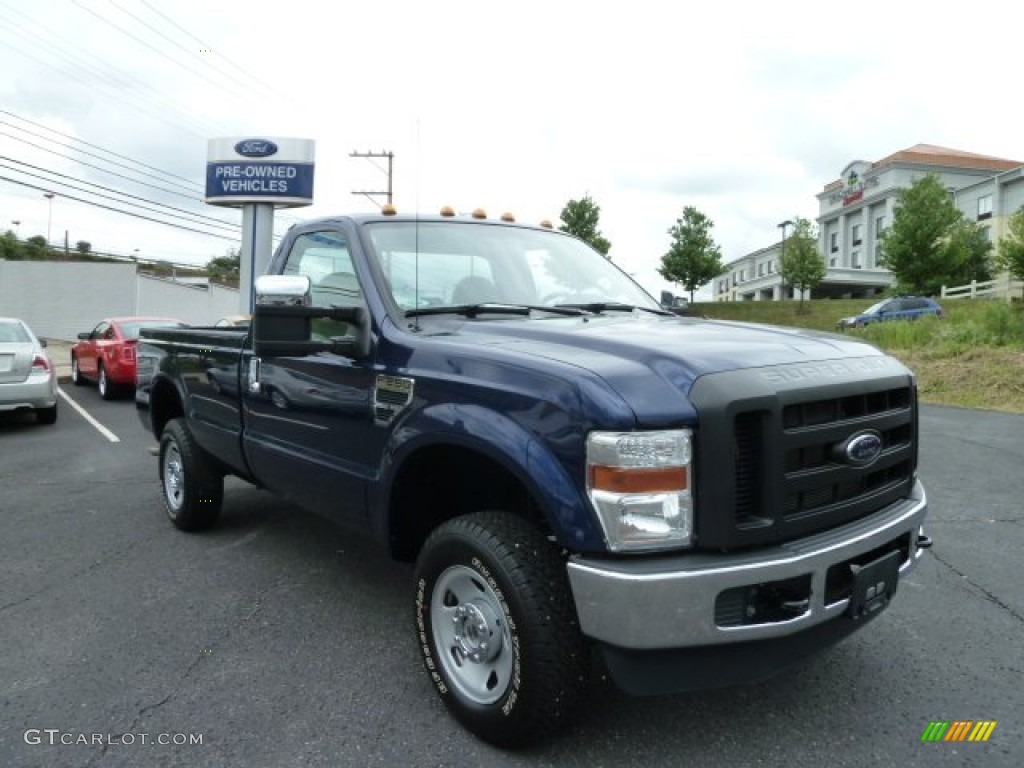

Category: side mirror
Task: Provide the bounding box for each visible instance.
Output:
[77,332,91,340]
[39,339,48,348]
[253,275,369,359]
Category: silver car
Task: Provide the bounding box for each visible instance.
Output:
[0,317,58,424]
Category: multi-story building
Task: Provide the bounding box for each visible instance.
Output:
[714,144,1024,301]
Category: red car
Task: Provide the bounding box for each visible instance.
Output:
[71,316,185,399]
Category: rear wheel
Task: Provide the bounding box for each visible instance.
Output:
[159,418,223,531]
[414,511,588,747]
[36,404,57,425]
[98,363,115,400]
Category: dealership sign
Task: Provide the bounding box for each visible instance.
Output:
[205,137,315,207]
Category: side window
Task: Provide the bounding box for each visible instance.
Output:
[282,231,363,309]
[282,231,362,340]
[94,321,111,339]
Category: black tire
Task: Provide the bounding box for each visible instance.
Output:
[159,418,223,531]
[36,404,57,425]
[98,362,115,400]
[70,354,85,386]
[414,511,588,748]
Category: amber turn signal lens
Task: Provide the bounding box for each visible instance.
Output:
[589,465,687,494]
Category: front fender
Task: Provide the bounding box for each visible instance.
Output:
[372,402,606,552]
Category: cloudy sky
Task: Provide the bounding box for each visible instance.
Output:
[2,0,1022,299]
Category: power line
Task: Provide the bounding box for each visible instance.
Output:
[0,119,199,196]
[106,0,269,98]
[0,158,242,234]
[0,110,201,189]
[0,110,304,229]
[138,0,289,103]
[71,0,249,99]
[0,129,204,203]
[0,175,240,241]
[0,30,215,140]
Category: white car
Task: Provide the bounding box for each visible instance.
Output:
[0,317,58,424]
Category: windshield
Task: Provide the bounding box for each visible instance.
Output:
[363,221,660,313]
[861,300,889,316]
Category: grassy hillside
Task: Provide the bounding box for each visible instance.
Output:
[691,299,1024,413]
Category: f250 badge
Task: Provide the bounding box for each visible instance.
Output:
[374,375,414,426]
[234,139,278,158]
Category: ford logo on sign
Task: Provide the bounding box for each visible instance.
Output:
[838,430,883,466]
[235,139,278,158]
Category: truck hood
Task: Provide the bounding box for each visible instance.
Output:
[422,313,897,426]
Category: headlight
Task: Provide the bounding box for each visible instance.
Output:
[586,429,693,552]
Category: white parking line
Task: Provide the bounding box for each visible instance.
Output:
[57,386,120,443]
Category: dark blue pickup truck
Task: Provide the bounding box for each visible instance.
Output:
[137,210,931,747]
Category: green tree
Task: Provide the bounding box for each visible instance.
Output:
[0,230,23,260]
[778,217,825,311]
[879,174,964,294]
[558,195,611,257]
[205,247,240,283]
[995,207,1024,299]
[657,206,723,303]
[75,240,92,258]
[945,221,993,286]
[24,235,49,260]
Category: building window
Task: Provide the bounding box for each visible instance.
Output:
[829,257,837,267]
[982,226,992,242]
[768,260,774,273]
[852,224,862,246]
[758,264,764,276]
[978,194,993,220]
[852,251,861,268]
[830,232,838,253]
[875,215,885,235]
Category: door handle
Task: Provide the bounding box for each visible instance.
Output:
[247,357,261,394]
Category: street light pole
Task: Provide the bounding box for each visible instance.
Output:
[777,219,794,299]
[43,192,55,245]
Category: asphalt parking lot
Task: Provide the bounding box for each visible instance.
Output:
[1,381,1022,767]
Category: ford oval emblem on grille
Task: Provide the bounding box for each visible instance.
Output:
[235,139,278,158]
[840,430,883,466]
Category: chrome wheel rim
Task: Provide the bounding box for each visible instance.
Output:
[431,564,513,705]
[162,442,184,512]
[98,368,107,396]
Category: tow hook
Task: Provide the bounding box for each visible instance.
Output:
[916,532,933,550]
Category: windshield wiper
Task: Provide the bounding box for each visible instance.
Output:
[405,303,589,319]
[555,302,671,316]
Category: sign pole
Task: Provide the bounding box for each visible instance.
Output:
[239,203,275,314]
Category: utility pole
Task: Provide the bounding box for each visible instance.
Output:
[349,150,393,209]
[778,219,793,300]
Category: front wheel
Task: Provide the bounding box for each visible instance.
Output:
[159,418,223,531]
[414,511,588,747]
[71,355,85,386]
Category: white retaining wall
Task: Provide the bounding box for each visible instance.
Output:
[0,261,240,340]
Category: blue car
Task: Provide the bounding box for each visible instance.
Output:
[837,296,943,329]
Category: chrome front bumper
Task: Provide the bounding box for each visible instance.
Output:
[567,479,928,650]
